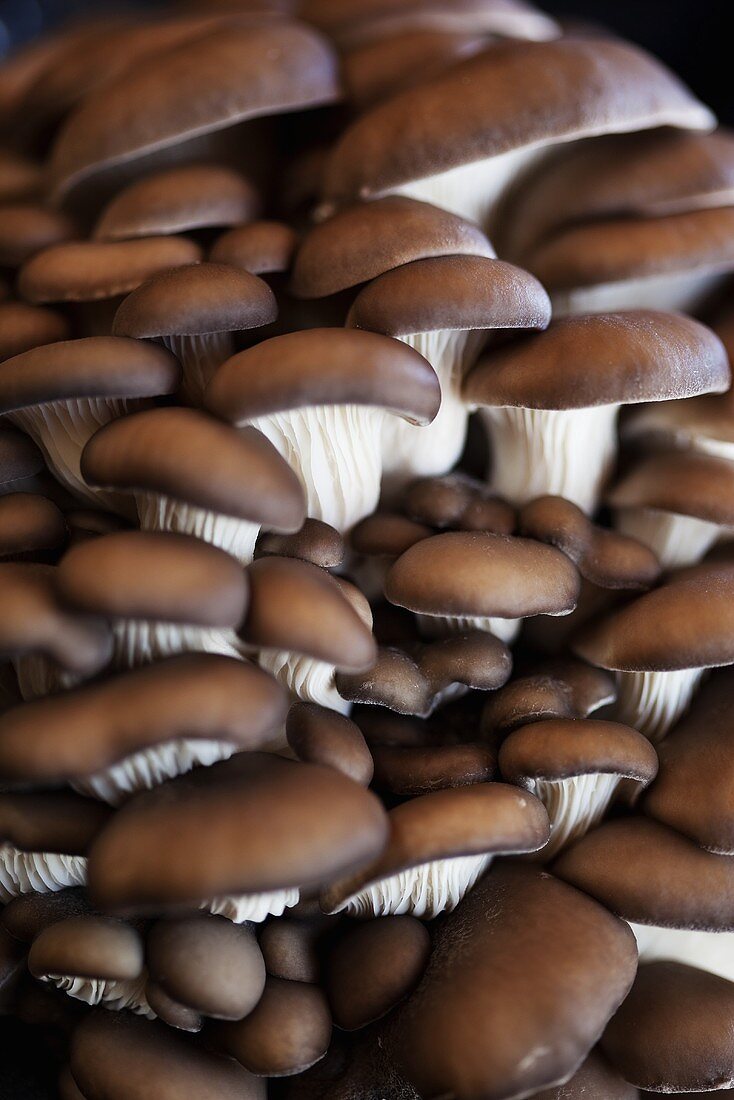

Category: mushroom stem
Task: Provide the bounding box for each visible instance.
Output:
[110,620,244,671]
[0,844,86,902]
[162,332,235,407]
[416,612,520,645]
[552,269,724,318]
[526,773,622,860]
[341,854,493,919]
[615,507,724,569]
[632,924,734,983]
[71,740,239,806]
[41,972,154,1017]
[612,667,706,743]
[136,492,261,565]
[204,886,301,925]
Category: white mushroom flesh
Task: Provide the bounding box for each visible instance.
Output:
[13,655,78,701]
[136,491,260,565]
[612,667,706,744]
[633,924,734,983]
[71,740,238,806]
[109,620,243,671]
[41,971,154,1017]
[162,332,234,407]
[551,270,724,318]
[0,845,86,902]
[416,612,520,645]
[203,886,300,924]
[615,506,723,569]
[341,853,493,919]
[525,772,622,860]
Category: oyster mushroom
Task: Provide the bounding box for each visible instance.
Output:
[0,425,45,496]
[286,702,374,786]
[0,494,66,563]
[0,301,70,364]
[0,204,75,269]
[480,657,617,736]
[210,220,299,281]
[256,519,344,569]
[259,914,331,986]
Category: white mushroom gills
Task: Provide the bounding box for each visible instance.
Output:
[13,656,78,702]
[632,924,734,983]
[415,612,520,645]
[612,667,706,744]
[0,845,87,902]
[71,740,239,806]
[525,773,623,860]
[615,506,724,569]
[203,886,300,924]
[256,647,350,751]
[339,854,493,919]
[136,491,260,565]
[162,332,234,407]
[109,620,244,671]
[41,971,154,1017]
[551,270,724,318]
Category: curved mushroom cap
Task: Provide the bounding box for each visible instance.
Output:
[464,311,730,411]
[1,888,90,943]
[0,149,43,203]
[554,816,734,930]
[290,197,493,300]
[321,37,713,209]
[87,754,388,911]
[71,1012,265,1100]
[403,473,516,534]
[55,531,248,629]
[94,165,260,241]
[0,302,70,363]
[29,916,144,982]
[0,426,44,487]
[64,510,131,545]
[0,654,287,787]
[210,221,299,276]
[205,328,441,426]
[573,561,734,672]
[350,513,432,559]
[146,915,266,1020]
[481,659,617,735]
[112,262,277,338]
[388,862,637,1099]
[533,1049,639,1099]
[82,409,305,532]
[326,916,430,1031]
[601,961,734,1094]
[607,450,734,526]
[256,519,344,569]
[241,556,376,671]
[50,22,341,198]
[369,739,497,797]
[0,791,111,856]
[0,205,76,268]
[500,717,658,786]
[0,337,181,415]
[286,703,374,786]
[386,531,580,620]
[18,237,202,304]
[144,982,202,1033]
[321,783,550,912]
[0,495,66,561]
[519,495,661,588]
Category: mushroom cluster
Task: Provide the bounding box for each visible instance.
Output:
[2,2,734,1097]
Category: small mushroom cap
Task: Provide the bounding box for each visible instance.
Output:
[145,982,202,1033]
[554,815,734,931]
[347,254,551,336]
[0,790,111,856]
[290,197,493,299]
[464,311,730,411]
[369,739,497,797]
[0,301,70,363]
[82,409,305,532]
[0,494,66,561]
[386,531,580,620]
[112,262,277,338]
[403,473,515,533]
[286,703,374,786]
[350,513,432,559]
[29,916,144,982]
[321,782,550,912]
[1,888,90,943]
[388,863,638,1100]
[64,509,131,545]
[256,519,344,569]
[601,961,734,1094]
[87,754,389,910]
[0,148,43,202]
[205,328,441,426]
[608,450,734,525]
[259,916,327,984]
[481,659,617,735]
[94,164,261,241]
[0,204,76,268]
[56,531,248,629]
[146,915,266,1020]
[0,337,181,414]
[18,237,202,304]
[499,717,658,785]
[242,556,376,671]
[210,221,299,275]
[532,1049,639,1099]
[0,425,44,486]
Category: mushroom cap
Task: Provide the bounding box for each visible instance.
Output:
[481,659,617,735]
[499,717,658,785]
[388,862,638,1100]
[144,982,202,1033]
[29,915,144,982]
[464,311,730,411]
[50,22,341,198]
[112,262,277,338]
[0,337,181,414]
[0,301,71,364]
[286,703,374,786]
[205,328,441,426]
[385,531,580,620]
[554,815,734,931]
[259,916,327,984]
[87,753,389,910]
[403,473,516,533]
[350,513,432,559]
[18,237,202,304]
[0,204,76,268]
[369,739,497,797]
[0,426,44,486]
[0,653,287,787]
[321,37,713,208]
[0,148,43,203]
[346,254,551,335]
[256,519,344,569]
[532,1049,639,1099]
[607,450,734,525]
[1,889,90,943]
[94,164,261,241]
[210,221,299,275]
[290,197,493,300]
[56,531,248,629]
[81,409,305,531]
[0,790,110,856]
[321,782,550,911]
[0,494,66,561]
[64,509,131,545]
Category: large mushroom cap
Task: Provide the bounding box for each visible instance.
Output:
[0,204,76,268]
[0,302,70,364]
[0,791,111,858]
[499,717,658,785]
[0,494,66,562]
[607,449,734,527]
[28,915,144,983]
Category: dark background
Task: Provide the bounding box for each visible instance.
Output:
[0,1,729,1097]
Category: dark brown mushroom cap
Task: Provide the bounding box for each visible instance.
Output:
[573,561,734,672]
[0,494,66,561]
[464,311,730,411]
[0,149,43,203]
[0,205,76,268]
[29,916,144,982]
[210,221,299,275]
[145,982,202,1033]
[601,962,734,1094]
[259,916,328,984]
[519,496,661,589]
[370,740,497,797]
[81,409,305,531]
[290,197,493,300]
[0,654,286,787]
[481,659,617,735]
[347,255,551,336]
[0,337,181,414]
[146,916,266,1020]
[94,164,261,241]
[533,1049,639,1099]
[350,513,432,559]
[499,717,658,785]
[112,262,277,338]
[55,531,248,629]
[1,888,90,943]
[0,301,70,363]
[212,976,332,1077]
[58,1066,86,1100]
[64,509,131,545]
[403,473,515,533]
[241,556,376,671]
[18,237,202,304]
[0,790,111,856]
[321,37,713,208]
[87,754,389,910]
[0,426,44,486]
[388,862,638,1100]
[321,782,550,911]
[554,815,734,930]
[286,703,374,786]
[205,328,441,425]
[0,924,26,1010]
[256,519,344,569]
[608,450,734,525]
[386,531,580,619]
[71,1012,266,1100]
[50,22,341,198]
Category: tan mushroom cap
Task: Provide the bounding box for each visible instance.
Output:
[321,37,713,209]
[94,164,261,241]
[404,473,515,533]
[499,717,658,785]
[386,531,580,620]
[286,703,374,786]
[50,22,341,198]
[607,450,734,526]
[256,519,344,569]
[464,311,730,411]
[81,409,305,531]
[205,328,441,425]
[321,782,550,912]
[0,205,76,268]
[29,916,144,982]
[210,222,299,276]
[481,659,617,735]
[0,494,66,561]
[0,791,111,856]
[18,237,202,304]
[369,740,497,797]
[0,302,70,364]
[0,654,287,788]
[291,197,493,300]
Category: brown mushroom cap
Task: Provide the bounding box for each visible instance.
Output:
[0,426,44,487]
[0,301,71,364]
[29,915,144,982]
[369,740,497,797]
[286,703,374,786]
[481,659,617,735]
[0,790,111,857]
[607,450,734,526]
[532,1049,639,1099]
[0,494,66,561]
[499,717,658,785]
[259,916,328,984]
[0,205,76,268]
[256,519,344,569]
[350,513,432,559]
[404,473,516,533]
[1,888,90,943]
[0,149,43,203]
[210,221,299,275]
[145,981,202,1033]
